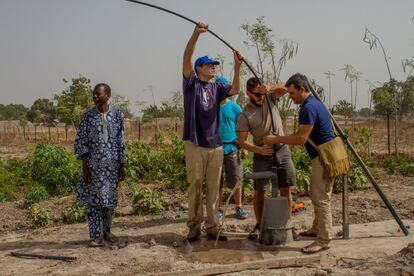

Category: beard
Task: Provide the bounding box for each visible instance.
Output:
[250,98,263,107]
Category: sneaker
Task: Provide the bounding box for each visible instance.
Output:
[103,233,118,243]
[216,209,225,218]
[235,207,248,219]
[88,238,105,247]
[248,224,261,241]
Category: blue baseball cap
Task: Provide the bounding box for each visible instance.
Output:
[215,76,229,85]
[194,55,220,73]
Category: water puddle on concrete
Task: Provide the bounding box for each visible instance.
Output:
[184,234,280,264]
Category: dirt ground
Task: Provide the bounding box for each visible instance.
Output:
[0,119,413,275]
[0,166,413,275]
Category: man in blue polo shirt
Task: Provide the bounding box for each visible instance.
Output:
[263,73,335,254]
[182,22,243,243]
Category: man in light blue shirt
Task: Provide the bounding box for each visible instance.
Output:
[216,76,248,219]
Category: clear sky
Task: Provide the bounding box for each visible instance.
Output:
[1,0,413,112]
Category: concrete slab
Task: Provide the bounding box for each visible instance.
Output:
[186,219,413,267]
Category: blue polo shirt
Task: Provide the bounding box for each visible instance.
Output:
[182,71,231,148]
[299,95,335,159]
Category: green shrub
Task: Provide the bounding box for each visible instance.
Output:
[0,156,34,202]
[125,141,157,180]
[291,147,311,192]
[354,127,370,158]
[32,144,80,194]
[26,184,49,204]
[0,167,20,202]
[131,186,165,215]
[241,152,254,195]
[0,156,33,180]
[333,157,367,193]
[62,201,87,224]
[383,154,414,176]
[163,133,187,190]
[126,131,188,190]
[29,203,52,228]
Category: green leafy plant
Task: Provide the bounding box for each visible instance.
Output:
[354,127,371,158]
[126,131,188,190]
[241,152,254,195]
[383,154,414,176]
[62,201,87,224]
[291,147,311,192]
[26,184,49,204]
[127,182,165,215]
[29,203,52,228]
[333,157,368,193]
[0,156,33,202]
[0,167,20,202]
[32,144,80,194]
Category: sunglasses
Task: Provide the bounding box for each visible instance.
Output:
[248,90,265,97]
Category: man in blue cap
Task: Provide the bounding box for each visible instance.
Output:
[215,76,248,220]
[182,22,243,242]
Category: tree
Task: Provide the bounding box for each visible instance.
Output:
[358,107,371,117]
[400,76,414,118]
[0,104,28,121]
[27,99,57,125]
[371,82,395,116]
[339,64,361,133]
[54,75,93,128]
[363,27,398,155]
[324,71,335,109]
[141,91,184,123]
[241,16,299,122]
[333,100,353,120]
[236,90,249,108]
[111,93,133,119]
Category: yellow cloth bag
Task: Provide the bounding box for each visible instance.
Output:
[308,137,351,179]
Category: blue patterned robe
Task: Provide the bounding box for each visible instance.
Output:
[75,106,126,208]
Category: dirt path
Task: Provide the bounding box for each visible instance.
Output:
[0,168,413,275]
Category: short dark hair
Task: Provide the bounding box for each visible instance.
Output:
[94,83,111,97]
[246,77,263,92]
[285,73,309,92]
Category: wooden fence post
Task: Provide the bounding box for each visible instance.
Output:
[138,122,141,141]
[342,174,349,240]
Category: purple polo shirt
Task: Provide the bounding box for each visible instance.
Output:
[183,71,232,148]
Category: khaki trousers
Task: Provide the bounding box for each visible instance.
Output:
[184,141,223,233]
[309,157,334,246]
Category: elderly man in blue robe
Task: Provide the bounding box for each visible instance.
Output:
[75,83,126,247]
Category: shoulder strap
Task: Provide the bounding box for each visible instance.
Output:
[307,138,321,155]
[265,94,276,132]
